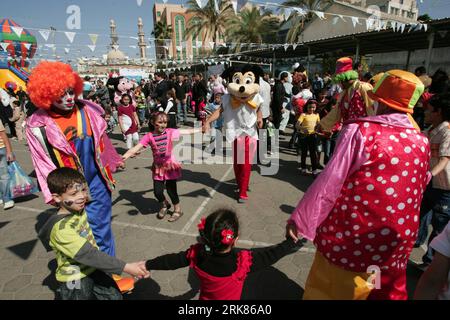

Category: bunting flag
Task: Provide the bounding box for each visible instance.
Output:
[45,44,55,48]
[214,0,220,14]
[314,11,325,20]
[88,45,96,52]
[64,48,70,54]
[0,42,10,51]
[400,23,406,33]
[259,4,265,15]
[332,16,339,25]
[112,45,119,50]
[351,17,360,28]
[292,43,298,50]
[284,8,293,21]
[39,29,51,41]
[339,15,346,22]
[130,36,139,40]
[391,21,397,32]
[137,0,143,6]
[64,31,76,43]
[11,26,24,37]
[196,0,209,9]
[294,7,307,16]
[89,34,98,45]
[230,0,247,14]
[24,43,32,50]
[283,43,290,51]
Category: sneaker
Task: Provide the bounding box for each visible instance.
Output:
[300,168,308,174]
[237,198,246,204]
[112,274,135,294]
[312,169,321,176]
[3,200,14,210]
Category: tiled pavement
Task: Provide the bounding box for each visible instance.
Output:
[0,122,427,300]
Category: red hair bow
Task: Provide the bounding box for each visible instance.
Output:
[197,217,206,231]
[221,229,234,245]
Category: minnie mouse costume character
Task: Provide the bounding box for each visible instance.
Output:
[107,76,135,106]
[204,65,264,202]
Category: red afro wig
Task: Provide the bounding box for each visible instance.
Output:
[27,61,83,110]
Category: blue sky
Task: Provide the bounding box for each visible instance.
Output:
[1,0,449,64]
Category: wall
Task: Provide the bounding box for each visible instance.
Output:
[368,47,450,74]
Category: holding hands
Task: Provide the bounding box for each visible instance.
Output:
[123,261,150,279]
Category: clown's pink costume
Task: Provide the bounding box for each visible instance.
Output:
[288,70,431,299]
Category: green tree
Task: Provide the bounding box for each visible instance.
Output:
[226,7,281,52]
[282,0,332,43]
[152,10,173,60]
[186,0,235,52]
[417,14,432,22]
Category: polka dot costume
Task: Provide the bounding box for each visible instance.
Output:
[340,90,367,122]
[315,121,431,273]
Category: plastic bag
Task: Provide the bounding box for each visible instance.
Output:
[7,161,39,199]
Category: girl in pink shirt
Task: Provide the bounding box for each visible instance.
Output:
[122,112,200,222]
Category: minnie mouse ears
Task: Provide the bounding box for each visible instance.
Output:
[221,64,264,84]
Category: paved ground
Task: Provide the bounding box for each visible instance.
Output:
[0,116,428,300]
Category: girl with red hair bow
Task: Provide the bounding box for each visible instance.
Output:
[144,208,304,300]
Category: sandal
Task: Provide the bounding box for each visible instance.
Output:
[168,210,184,222]
[157,203,171,219]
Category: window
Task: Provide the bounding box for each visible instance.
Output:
[157,12,161,17]
[174,15,187,60]
[190,18,201,58]
[400,0,403,5]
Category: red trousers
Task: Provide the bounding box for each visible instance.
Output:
[233,136,257,200]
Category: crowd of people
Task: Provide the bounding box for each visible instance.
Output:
[0,56,449,301]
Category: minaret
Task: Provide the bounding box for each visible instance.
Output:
[138,17,147,59]
[110,19,119,48]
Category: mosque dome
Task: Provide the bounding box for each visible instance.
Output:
[106,48,126,64]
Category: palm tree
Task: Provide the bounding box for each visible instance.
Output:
[282,0,332,43]
[185,0,235,52]
[152,10,173,60]
[226,7,281,52]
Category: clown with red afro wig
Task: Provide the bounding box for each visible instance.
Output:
[27,61,84,110]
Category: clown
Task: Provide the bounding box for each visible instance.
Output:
[204,65,264,203]
[26,62,133,292]
[287,70,431,299]
[319,57,375,132]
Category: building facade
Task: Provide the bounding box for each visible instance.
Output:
[153,3,223,62]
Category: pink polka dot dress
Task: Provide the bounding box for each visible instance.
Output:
[314,121,430,298]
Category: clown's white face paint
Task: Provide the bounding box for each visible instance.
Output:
[53,88,76,111]
[59,182,89,213]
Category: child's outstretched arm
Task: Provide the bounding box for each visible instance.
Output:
[122,143,145,161]
[203,106,223,133]
[249,238,306,273]
[178,127,203,135]
[145,250,190,271]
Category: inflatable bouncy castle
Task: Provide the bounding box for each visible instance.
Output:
[0,19,37,92]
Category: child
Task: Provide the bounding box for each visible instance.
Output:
[296,99,321,176]
[197,97,207,127]
[414,221,450,299]
[118,93,140,150]
[164,90,177,129]
[205,93,224,145]
[144,208,304,300]
[122,112,201,222]
[37,168,149,300]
